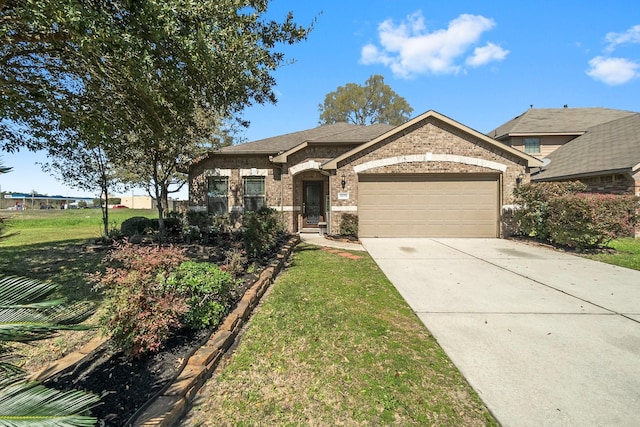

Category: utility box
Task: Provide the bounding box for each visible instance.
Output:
[318,222,327,236]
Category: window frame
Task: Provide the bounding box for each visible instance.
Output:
[243,176,266,212]
[207,176,229,214]
[523,137,541,154]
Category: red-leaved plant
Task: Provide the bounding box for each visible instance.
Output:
[90,241,189,358]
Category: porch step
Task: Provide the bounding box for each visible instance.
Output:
[299,228,320,234]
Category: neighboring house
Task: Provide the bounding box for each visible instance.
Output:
[189,110,541,238]
[488,107,640,195]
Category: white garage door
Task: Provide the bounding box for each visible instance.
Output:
[358,174,499,238]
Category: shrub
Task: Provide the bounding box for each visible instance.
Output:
[186,211,211,229]
[512,181,587,239]
[167,261,237,329]
[162,216,182,236]
[90,242,189,358]
[242,207,285,259]
[548,193,639,249]
[339,214,359,238]
[224,249,247,278]
[120,216,154,237]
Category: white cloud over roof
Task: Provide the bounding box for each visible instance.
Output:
[586,56,639,85]
[587,24,640,85]
[361,11,508,78]
[605,24,640,52]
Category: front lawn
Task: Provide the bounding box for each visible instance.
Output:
[1,208,156,246]
[182,244,497,426]
[584,237,640,271]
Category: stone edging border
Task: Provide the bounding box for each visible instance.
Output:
[131,235,300,426]
[28,235,300,426]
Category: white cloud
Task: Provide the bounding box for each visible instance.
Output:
[605,24,640,52]
[466,42,509,67]
[360,11,507,78]
[586,56,640,85]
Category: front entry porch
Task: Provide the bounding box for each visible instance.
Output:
[293,170,328,233]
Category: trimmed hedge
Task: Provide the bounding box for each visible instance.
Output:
[513,182,639,249]
[548,193,638,249]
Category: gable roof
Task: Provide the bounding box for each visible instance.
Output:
[488,107,636,139]
[533,113,640,180]
[323,110,543,170]
[213,122,394,155]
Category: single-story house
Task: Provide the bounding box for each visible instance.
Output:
[488,107,640,195]
[189,110,542,237]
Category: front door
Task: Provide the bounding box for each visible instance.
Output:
[303,181,323,227]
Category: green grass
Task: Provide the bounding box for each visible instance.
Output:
[0,209,159,371]
[1,208,157,246]
[183,245,497,426]
[584,237,640,271]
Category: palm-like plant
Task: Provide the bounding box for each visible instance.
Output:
[0,275,100,426]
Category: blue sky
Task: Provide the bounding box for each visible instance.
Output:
[2,0,640,199]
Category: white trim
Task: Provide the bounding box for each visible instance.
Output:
[353,153,508,173]
[205,168,232,177]
[289,160,321,176]
[240,168,268,176]
[269,205,301,212]
[331,206,358,212]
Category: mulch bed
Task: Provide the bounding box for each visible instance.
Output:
[45,328,211,426]
[44,236,287,427]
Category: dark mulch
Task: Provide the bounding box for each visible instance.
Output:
[45,329,211,426]
[42,235,290,426]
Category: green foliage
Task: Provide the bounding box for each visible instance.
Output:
[167,261,237,330]
[319,75,413,125]
[0,275,99,425]
[242,208,285,259]
[120,216,154,237]
[548,193,639,249]
[513,182,639,249]
[161,216,182,236]
[2,0,313,238]
[512,181,587,239]
[339,214,359,238]
[224,249,247,278]
[90,242,189,358]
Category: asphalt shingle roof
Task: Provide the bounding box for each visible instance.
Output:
[215,122,395,154]
[533,113,640,180]
[488,107,636,139]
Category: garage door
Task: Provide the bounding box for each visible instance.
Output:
[358,174,499,238]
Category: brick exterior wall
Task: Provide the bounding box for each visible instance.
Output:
[189,145,357,233]
[330,117,529,235]
[571,173,638,195]
[188,117,533,236]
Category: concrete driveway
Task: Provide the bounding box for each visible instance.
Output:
[361,238,640,427]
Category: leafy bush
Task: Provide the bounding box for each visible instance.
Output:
[162,216,182,236]
[224,249,247,278]
[242,207,285,259]
[548,193,638,249]
[339,214,359,238]
[120,216,154,237]
[90,242,189,358]
[512,181,587,240]
[186,211,211,230]
[512,182,639,250]
[167,261,237,329]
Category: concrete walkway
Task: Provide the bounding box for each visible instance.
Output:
[361,237,640,427]
[298,232,366,251]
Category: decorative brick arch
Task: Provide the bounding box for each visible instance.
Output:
[289,160,322,175]
[352,153,508,173]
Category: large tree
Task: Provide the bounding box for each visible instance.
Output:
[1,1,313,235]
[318,74,413,126]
